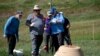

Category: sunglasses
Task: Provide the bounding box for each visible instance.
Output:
[34,10,41,11]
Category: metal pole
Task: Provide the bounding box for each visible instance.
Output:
[50,0,52,8]
[92,21,94,41]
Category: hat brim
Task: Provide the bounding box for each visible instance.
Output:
[48,14,52,16]
[33,9,41,10]
[19,14,23,15]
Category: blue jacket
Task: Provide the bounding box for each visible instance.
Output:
[4,16,20,38]
[50,13,64,34]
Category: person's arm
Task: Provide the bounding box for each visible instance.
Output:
[50,18,57,24]
[15,21,20,42]
[44,24,47,30]
[65,17,70,29]
[15,23,19,42]
[56,19,64,24]
[26,14,37,27]
[66,24,70,29]
[26,20,31,27]
[26,14,32,27]
[44,19,48,30]
[3,17,13,37]
[56,13,64,24]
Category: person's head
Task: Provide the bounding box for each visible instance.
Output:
[33,5,41,16]
[47,11,52,18]
[15,11,23,19]
[50,7,58,16]
[59,12,63,15]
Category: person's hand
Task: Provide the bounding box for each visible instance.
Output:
[44,28,47,30]
[30,23,35,27]
[52,19,57,23]
[3,34,7,38]
[56,20,60,23]
[67,44,72,47]
[43,45,48,51]
[66,25,70,28]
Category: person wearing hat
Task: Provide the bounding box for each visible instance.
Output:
[43,11,52,53]
[26,5,44,56]
[3,11,23,56]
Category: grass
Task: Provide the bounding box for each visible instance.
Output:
[0,0,100,56]
[1,19,100,56]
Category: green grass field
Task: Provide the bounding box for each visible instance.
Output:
[0,0,100,56]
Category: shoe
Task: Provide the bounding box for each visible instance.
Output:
[43,45,48,51]
[9,54,14,56]
[32,55,38,56]
[43,45,48,52]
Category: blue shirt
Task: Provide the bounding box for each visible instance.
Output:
[50,13,64,34]
[4,16,20,38]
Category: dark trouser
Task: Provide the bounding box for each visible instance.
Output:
[7,34,16,55]
[51,32,64,52]
[57,32,65,46]
[64,30,72,45]
[31,34,43,56]
[51,34,59,52]
[44,32,50,52]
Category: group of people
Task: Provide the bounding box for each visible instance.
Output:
[3,5,72,56]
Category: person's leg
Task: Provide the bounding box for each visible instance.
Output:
[7,34,16,56]
[7,35,11,55]
[31,34,37,56]
[11,35,16,53]
[36,35,43,55]
[44,32,49,45]
[43,32,50,52]
[50,35,54,53]
[65,30,72,45]
[31,34,43,56]
[46,35,50,52]
[58,32,64,46]
[52,34,59,52]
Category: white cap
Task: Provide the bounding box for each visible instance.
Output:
[59,12,63,14]
[47,11,52,16]
[33,5,41,10]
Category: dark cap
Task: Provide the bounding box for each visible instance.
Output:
[50,7,57,14]
[16,11,23,15]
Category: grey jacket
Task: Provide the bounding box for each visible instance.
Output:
[26,13,44,35]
